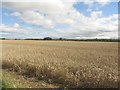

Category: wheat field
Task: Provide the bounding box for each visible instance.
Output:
[1,40,118,88]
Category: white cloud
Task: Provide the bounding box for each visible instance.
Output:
[90,11,103,18]
[10,12,21,16]
[83,0,114,12]
[1,0,118,39]
[13,23,20,28]
[3,1,65,14]
[48,13,118,39]
[96,0,110,6]
[20,10,54,29]
[1,24,34,34]
[3,1,79,28]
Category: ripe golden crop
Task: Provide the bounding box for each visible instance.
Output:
[1,40,118,88]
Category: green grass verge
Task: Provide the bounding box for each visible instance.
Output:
[2,79,13,88]
[2,71,23,89]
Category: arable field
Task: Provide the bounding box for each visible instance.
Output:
[1,40,118,88]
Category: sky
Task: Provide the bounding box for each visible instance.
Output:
[0,0,119,39]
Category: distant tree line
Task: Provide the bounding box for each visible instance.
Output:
[24,37,120,42]
[1,37,120,42]
[43,37,52,40]
[0,38,5,40]
[24,38,43,40]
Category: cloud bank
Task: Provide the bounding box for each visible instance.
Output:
[1,0,118,39]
